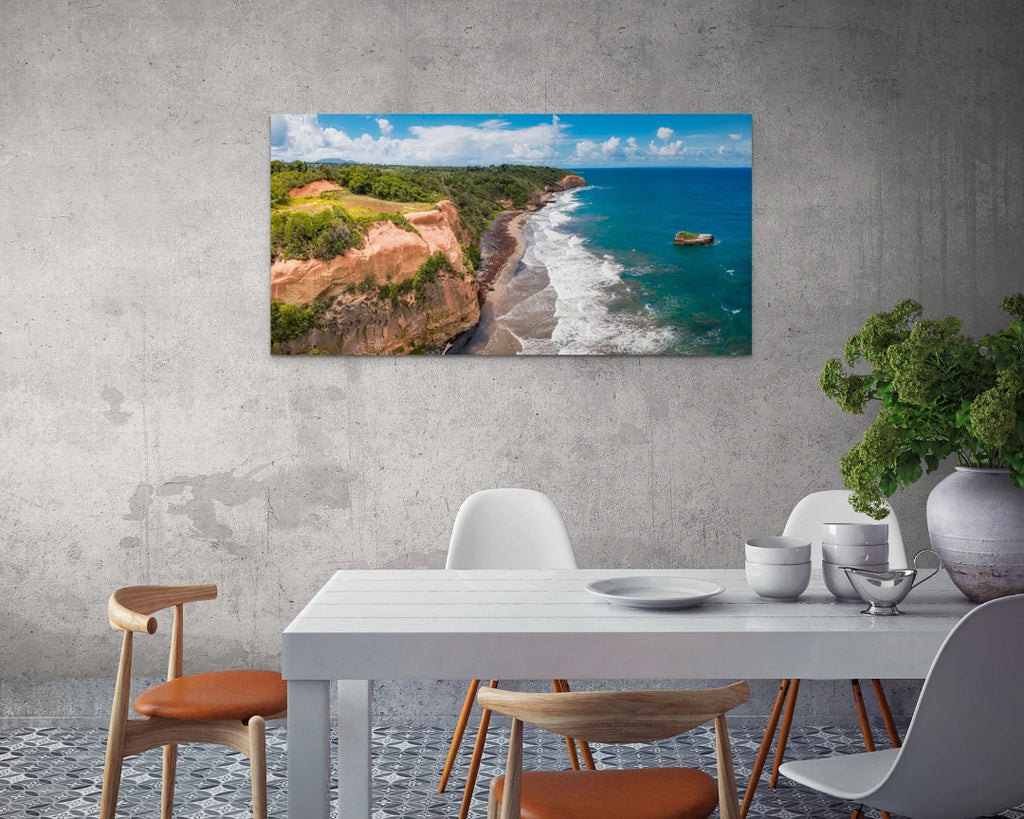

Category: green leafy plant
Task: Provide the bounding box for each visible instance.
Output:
[270,299,330,344]
[820,295,1024,519]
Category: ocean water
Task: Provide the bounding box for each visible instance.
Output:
[494,167,752,355]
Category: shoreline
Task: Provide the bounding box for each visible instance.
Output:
[478,210,528,309]
[446,183,576,355]
[449,209,531,354]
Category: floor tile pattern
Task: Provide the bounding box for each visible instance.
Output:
[0,722,1021,818]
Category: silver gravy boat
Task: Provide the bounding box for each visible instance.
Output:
[842,550,942,616]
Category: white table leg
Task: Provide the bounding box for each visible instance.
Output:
[337,680,372,819]
[287,679,331,818]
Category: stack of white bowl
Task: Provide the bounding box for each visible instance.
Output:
[744,536,812,600]
[821,522,889,601]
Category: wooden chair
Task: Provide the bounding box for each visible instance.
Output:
[779,593,1024,819]
[741,490,907,818]
[479,681,751,819]
[100,585,288,819]
[438,489,594,819]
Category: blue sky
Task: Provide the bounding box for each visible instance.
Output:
[270,114,752,168]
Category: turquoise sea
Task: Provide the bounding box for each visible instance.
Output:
[494,167,752,355]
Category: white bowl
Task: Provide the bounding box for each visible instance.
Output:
[745,560,812,600]
[821,522,888,546]
[823,559,888,600]
[745,536,812,565]
[822,541,889,566]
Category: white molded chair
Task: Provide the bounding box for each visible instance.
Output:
[444,488,578,570]
[786,489,907,569]
[742,490,907,818]
[438,489,594,819]
[780,593,1024,819]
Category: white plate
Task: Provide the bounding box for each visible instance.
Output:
[586,576,725,610]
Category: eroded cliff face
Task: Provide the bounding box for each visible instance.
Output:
[271,200,468,307]
[279,267,479,355]
[272,199,480,354]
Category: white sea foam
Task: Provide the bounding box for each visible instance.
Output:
[507,191,675,355]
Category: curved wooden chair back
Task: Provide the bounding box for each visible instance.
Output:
[108,584,218,634]
[478,681,751,819]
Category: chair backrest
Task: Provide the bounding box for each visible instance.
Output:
[108,584,218,634]
[783,490,907,568]
[867,593,1024,819]
[445,489,577,570]
[107,584,218,688]
[478,682,750,744]
[479,682,750,819]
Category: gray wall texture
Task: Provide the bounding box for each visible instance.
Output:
[1,0,1022,726]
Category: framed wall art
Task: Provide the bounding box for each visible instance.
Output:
[270,114,751,356]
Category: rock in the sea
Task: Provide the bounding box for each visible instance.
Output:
[673,231,714,246]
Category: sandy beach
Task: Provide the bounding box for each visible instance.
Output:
[455,210,530,354]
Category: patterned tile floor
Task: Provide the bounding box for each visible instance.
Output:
[1,722,1022,818]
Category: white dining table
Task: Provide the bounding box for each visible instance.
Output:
[281,568,973,819]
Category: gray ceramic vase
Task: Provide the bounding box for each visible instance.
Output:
[927,467,1024,602]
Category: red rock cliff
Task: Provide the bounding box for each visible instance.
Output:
[272,199,480,354]
[271,200,468,307]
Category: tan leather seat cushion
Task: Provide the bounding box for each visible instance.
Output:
[494,767,719,819]
[134,670,287,721]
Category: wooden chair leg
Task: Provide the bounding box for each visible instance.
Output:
[552,680,582,770]
[741,678,790,818]
[101,632,132,819]
[554,679,595,770]
[851,681,890,819]
[248,716,268,819]
[458,679,498,819]
[715,714,742,819]
[487,777,500,819]
[99,747,124,819]
[769,678,800,788]
[161,743,177,819]
[850,680,876,752]
[440,679,482,792]
[870,679,902,748]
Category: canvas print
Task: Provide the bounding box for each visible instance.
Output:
[270,114,751,355]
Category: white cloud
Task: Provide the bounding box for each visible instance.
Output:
[575,135,629,160]
[648,138,686,157]
[656,127,675,142]
[729,133,742,140]
[271,115,564,165]
[624,137,640,158]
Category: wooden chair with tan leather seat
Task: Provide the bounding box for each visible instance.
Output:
[478,681,751,819]
[100,584,288,819]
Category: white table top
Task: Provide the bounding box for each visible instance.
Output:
[282,569,974,682]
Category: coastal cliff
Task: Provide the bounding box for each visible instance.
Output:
[279,266,479,355]
[269,162,582,354]
[271,200,479,354]
[271,200,468,307]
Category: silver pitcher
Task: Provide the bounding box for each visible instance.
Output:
[842,550,942,616]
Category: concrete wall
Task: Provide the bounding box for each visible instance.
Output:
[1,0,1021,726]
